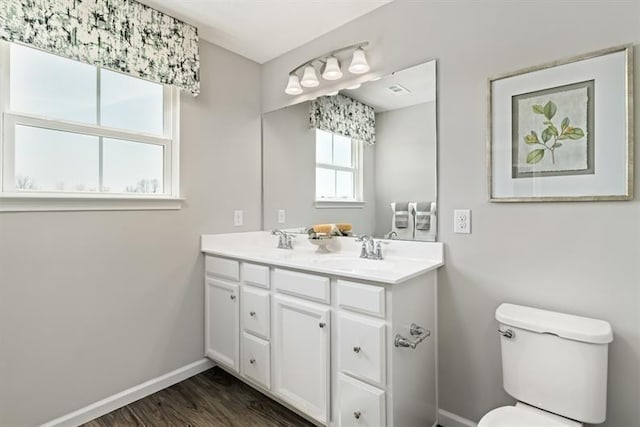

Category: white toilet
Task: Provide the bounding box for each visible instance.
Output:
[478,303,613,427]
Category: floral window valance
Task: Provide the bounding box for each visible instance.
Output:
[309,94,375,144]
[0,0,200,95]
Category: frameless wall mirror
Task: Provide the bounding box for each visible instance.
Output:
[262,60,437,241]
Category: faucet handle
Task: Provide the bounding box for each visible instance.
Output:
[375,241,383,260]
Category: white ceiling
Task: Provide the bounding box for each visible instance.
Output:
[137,0,392,64]
[344,60,436,112]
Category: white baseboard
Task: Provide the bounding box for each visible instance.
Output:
[40,358,215,427]
[438,408,478,427]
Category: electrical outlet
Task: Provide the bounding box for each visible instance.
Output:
[233,210,243,227]
[454,209,471,234]
[278,209,286,224]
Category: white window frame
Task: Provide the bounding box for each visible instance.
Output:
[0,41,182,212]
[314,129,365,208]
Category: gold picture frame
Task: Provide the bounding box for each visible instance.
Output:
[488,45,633,202]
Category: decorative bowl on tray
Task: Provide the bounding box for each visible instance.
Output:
[308,235,333,253]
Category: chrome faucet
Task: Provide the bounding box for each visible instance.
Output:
[385,231,398,240]
[356,235,383,260]
[272,229,294,249]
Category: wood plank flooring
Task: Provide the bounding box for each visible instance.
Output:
[82,367,315,427]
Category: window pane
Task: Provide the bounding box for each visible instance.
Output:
[336,171,354,199]
[10,44,97,124]
[100,69,164,135]
[14,126,99,192]
[102,139,164,194]
[316,168,335,199]
[333,134,352,167]
[316,129,333,164]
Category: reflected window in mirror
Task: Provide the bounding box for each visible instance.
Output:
[315,129,362,202]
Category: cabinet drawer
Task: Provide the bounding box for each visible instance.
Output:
[273,269,330,304]
[242,262,270,289]
[242,332,271,389]
[205,256,239,281]
[338,312,386,387]
[337,280,385,318]
[242,287,270,340]
[338,373,385,427]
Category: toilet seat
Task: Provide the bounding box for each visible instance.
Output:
[478,404,582,427]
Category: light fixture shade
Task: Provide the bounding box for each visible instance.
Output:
[322,56,343,80]
[300,65,320,87]
[285,74,303,95]
[348,47,370,74]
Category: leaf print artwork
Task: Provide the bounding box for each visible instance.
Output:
[511,80,594,178]
[523,100,586,165]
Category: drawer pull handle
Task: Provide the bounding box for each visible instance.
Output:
[353,411,361,419]
[230,295,236,301]
[353,346,361,353]
[249,311,256,317]
[249,358,256,365]
[318,322,326,328]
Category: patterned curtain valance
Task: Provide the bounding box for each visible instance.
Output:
[309,94,375,144]
[0,0,200,95]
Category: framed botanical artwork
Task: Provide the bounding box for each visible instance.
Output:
[488,45,633,202]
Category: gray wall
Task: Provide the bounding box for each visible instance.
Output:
[262,101,376,234]
[0,40,262,426]
[374,102,437,238]
[262,1,640,425]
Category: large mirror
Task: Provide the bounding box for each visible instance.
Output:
[262,60,437,241]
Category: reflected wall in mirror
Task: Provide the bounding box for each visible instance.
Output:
[263,60,437,241]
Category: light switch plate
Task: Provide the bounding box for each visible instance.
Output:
[454,209,471,234]
[278,209,286,224]
[233,210,243,226]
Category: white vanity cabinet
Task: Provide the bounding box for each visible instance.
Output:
[203,246,439,427]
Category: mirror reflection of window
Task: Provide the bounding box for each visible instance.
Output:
[315,129,362,201]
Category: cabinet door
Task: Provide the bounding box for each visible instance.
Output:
[273,295,330,423]
[205,278,239,372]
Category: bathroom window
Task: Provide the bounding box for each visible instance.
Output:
[0,42,181,211]
[315,129,363,204]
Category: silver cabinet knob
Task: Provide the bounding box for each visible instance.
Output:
[318,322,326,328]
[230,295,236,300]
[353,411,361,419]
[353,346,361,353]
[249,311,256,317]
[249,358,256,365]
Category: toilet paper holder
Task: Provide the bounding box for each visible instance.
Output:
[395,323,431,349]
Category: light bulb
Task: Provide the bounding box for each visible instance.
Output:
[326,91,339,96]
[348,47,370,74]
[345,83,361,90]
[300,65,320,88]
[322,56,343,80]
[284,74,303,95]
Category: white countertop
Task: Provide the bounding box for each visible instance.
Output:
[201,231,444,284]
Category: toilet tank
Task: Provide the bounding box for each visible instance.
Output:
[496,303,613,424]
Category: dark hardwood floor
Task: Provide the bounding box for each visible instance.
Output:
[82,367,315,427]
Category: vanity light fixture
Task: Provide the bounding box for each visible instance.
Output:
[322,56,343,80]
[284,42,370,95]
[285,73,303,95]
[300,65,320,87]
[349,47,370,74]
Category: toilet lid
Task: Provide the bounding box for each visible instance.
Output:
[478,406,579,427]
